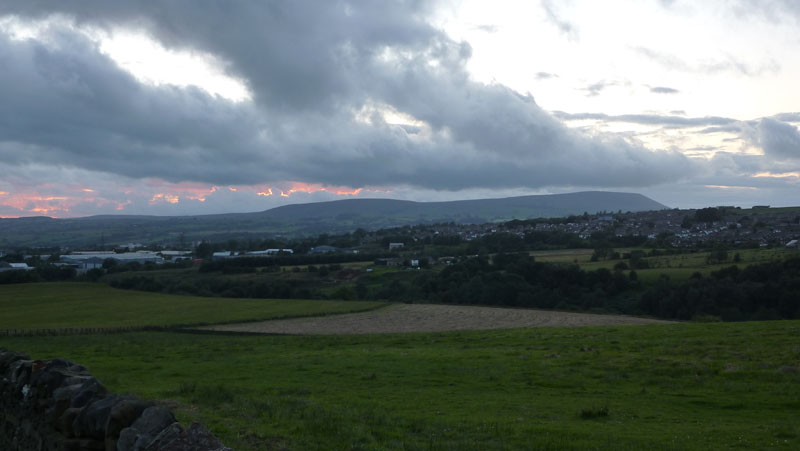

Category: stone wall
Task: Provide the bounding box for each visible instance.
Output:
[0,349,230,451]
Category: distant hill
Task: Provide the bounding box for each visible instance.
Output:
[0,191,667,248]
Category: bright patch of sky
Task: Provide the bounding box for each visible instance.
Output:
[96,31,251,102]
[0,15,250,102]
[437,0,799,119]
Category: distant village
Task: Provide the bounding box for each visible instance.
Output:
[437,206,800,248]
[1,206,799,273]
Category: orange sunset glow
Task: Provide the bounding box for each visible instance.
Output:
[0,181,389,218]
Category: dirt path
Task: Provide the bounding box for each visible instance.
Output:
[198,304,671,335]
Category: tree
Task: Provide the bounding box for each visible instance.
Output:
[195,241,214,259]
[707,246,729,264]
[629,250,649,269]
[695,207,723,223]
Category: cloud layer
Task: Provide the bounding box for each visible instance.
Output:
[0,2,693,194]
[0,1,798,216]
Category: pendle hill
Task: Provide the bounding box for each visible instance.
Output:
[0,191,666,248]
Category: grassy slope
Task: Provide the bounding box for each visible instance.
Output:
[0,282,385,330]
[2,321,799,450]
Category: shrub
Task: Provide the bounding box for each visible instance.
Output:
[580,405,609,419]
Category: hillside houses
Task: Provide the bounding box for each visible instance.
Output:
[379,207,800,249]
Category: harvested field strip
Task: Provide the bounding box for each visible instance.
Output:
[198,303,671,335]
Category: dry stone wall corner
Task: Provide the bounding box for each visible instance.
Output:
[0,348,230,451]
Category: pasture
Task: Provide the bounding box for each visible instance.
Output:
[0,282,385,331]
[2,281,799,449]
[2,321,798,450]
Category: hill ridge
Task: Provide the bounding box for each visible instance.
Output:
[0,191,667,247]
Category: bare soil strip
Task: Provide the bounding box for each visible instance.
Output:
[198,304,671,335]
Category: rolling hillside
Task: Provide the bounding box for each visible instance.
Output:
[0,191,666,247]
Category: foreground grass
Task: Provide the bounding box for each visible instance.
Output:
[0,282,385,330]
[2,321,799,449]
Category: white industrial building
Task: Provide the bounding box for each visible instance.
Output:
[61,252,163,270]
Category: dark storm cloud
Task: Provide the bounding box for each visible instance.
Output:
[0,30,264,184]
[650,86,679,94]
[0,0,695,191]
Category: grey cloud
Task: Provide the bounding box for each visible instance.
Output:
[552,111,739,128]
[726,0,800,24]
[655,1,800,26]
[634,46,780,77]
[540,0,579,41]
[0,30,265,184]
[704,54,780,77]
[650,86,679,94]
[582,82,607,97]
[698,125,745,134]
[756,118,800,160]
[473,24,498,33]
[0,1,695,193]
[535,72,558,80]
[1,1,442,113]
[581,80,627,97]
[709,151,798,176]
[773,112,800,123]
[634,47,690,71]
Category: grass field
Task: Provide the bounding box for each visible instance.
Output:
[532,247,797,283]
[2,321,799,450]
[0,282,385,331]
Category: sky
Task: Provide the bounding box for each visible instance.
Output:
[0,0,798,218]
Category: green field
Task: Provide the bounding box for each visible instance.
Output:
[532,247,797,283]
[2,282,799,449]
[0,282,385,331]
[2,321,799,450]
